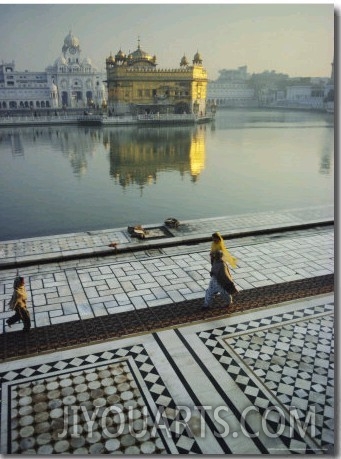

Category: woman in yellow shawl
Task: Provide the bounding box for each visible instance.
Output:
[210,232,237,269]
[203,250,238,309]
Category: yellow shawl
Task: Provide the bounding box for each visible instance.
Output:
[211,232,237,269]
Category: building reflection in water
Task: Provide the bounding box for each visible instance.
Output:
[0,125,207,181]
[319,128,333,176]
[11,134,24,157]
[0,126,100,176]
[54,128,100,177]
[189,126,206,182]
[105,125,206,190]
[0,130,24,157]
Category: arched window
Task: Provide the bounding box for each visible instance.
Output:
[36,101,40,107]
[62,92,68,106]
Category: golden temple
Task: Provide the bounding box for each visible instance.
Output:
[106,39,208,117]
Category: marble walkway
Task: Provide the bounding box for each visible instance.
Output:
[0,295,334,454]
[0,206,335,454]
[0,205,334,331]
[0,205,334,268]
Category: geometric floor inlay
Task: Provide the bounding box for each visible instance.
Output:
[225,314,334,448]
[198,302,334,454]
[1,346,201,455]
[9,361,167,454]
[1,297,334,455]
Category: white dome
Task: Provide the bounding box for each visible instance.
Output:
[82,57,92,66]
[64,31,80,48]
[55,55,67,66]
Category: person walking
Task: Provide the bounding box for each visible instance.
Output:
[210,231,237,269]
[6,276,31,332]
[203,250,238,309]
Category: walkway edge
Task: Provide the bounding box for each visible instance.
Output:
[0,219,334,270]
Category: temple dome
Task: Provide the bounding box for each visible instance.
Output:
[180,54,189,67]
[106,53,115,64]
[62,30,81,55]
[193,51,203,64]
[82,57,92,66]
[128,46,151,60]
[55,55,67,66]
[63,30,80,48]
[127,40,156,66]
[115,49,126,60]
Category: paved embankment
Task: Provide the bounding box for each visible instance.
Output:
[0,206,334,454]
[0,205,334,268]
[0,206,334,336]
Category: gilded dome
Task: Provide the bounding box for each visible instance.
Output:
[115,49,126,60]
[106,53,115,63]
[193,51,203,64]
[128,46,152,61]
[127,39,156,66]
[180,54,189,67]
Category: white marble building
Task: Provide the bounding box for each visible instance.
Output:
[285,85,325,109]
[0,31,106,112]
[207,66,256,107]
[0,61,57,111]
[46,31,106,109]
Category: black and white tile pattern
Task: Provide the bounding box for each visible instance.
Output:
[0,295,334,454]
[1,342,202,454]
[197,301,334,452]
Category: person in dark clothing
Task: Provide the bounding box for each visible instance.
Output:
[6,276,31,332]
[203,250,238,309]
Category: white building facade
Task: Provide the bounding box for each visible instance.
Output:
[0,31,106,112]
[0,61,58,111]
[46,31,106,109]
[284,84,325,109]
[207,66,256,107]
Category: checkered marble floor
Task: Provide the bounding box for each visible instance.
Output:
[0,293,334,454]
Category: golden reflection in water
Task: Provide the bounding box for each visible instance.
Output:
[189,126,206,182]
[107,126,206,189]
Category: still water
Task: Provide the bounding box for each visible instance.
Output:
[0,109,334,241]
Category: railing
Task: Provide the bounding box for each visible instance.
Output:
[78,114,137,125]
[137,113,196,122]
[0,115,79,126]
[0,112,213,127]
[77,115,103,123]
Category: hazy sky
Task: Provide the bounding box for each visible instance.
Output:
[0,2,334,80]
